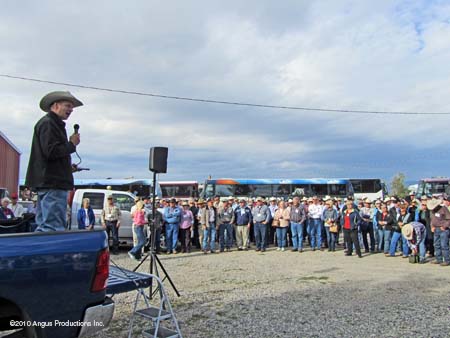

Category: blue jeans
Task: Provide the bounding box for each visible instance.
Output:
[434,227,450,263]
[310,219,322,249]
[383,229,392,254]
[415,229,427,260]
[203,223,216,251]
[35,189,68,232]
[219,223,233,250]
[130,225,146,258]
[389,232,409,256]
[325,227,337,251]
[165,222,179,252]
[377,228,385,252]
[276,227,287,248]
[254,222,266,250]
[290,222,304,250]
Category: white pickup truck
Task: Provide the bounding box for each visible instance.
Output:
[69,189,137,246]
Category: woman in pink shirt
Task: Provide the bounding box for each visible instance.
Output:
[128,201,147,261]
[180,201,194,253]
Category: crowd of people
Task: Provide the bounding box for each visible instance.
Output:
[118,191,449,266]
[2,187,449,267]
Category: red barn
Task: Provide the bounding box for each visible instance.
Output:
[0,130,21,196]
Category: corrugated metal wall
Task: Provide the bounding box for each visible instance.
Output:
[0,134,20,195]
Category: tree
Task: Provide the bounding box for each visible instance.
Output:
[390,173,409,197]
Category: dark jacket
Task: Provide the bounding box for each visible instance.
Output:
[77,207,95,229]
[416,209,432,239]
[25,112,76,190]
[376,212,396,231]
[395,212,411,233]
[0,207,15,220]
[340,209,362,231]
[234,206,252,225]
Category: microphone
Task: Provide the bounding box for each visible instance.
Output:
[74,124,80,134]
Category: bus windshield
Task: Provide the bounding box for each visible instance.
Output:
[160,181,199,199]
[417,179,450,197]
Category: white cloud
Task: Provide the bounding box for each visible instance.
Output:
[0,0,449,182]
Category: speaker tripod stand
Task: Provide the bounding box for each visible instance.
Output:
[132,167,180,299]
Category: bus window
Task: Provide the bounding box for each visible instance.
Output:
[310,184,328,196]
[234,185,251,196]
[248,184,272,197]
[292,184,309,196]
[273,184,291,197]
[351,180,363,194]
[328,184,347,196]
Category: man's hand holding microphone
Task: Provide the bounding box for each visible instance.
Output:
[70,124,90,172]
[70,123,81,146]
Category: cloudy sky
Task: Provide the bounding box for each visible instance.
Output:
[1,0,450,185]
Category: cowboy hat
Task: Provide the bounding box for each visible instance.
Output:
[427,199,442,211]
[401,223,413,240]
[39,91,83,113]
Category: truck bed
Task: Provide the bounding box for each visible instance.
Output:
[0,230,109,338]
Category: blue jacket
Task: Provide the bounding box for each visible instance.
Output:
[77,207,95,229]
[164,207,181,224]
[0,207,14,221]
[234,206,253,225]
[340,209,362,230]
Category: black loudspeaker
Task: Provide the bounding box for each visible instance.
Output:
[149,147,168,173]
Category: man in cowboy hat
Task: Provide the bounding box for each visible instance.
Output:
[26,91,83,232]
[427,198,450,266]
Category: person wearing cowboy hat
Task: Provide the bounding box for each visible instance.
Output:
[402,222,427,264]
[180,201,194,253]
[359,198,376,253]
[218,199,235,252]
[251,197,271,252]
[267,197,278,247]
[195,198,205,249]
[25,91,83,232]
[200,198,218,254]
[427,198,450,266]
[308,196,324,251]
[234,198,252,251]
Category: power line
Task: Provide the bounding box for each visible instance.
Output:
[0,73,448,115]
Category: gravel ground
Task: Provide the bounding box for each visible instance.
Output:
[91,246,450,338]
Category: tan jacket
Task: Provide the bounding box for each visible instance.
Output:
[200,206,217,228]
[273,207,290,227]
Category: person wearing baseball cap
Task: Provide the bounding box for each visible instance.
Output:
[427,198,450,266]
[25,91,83,232]
[163,198,182,254]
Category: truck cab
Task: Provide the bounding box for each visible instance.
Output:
[70,189,136,246]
